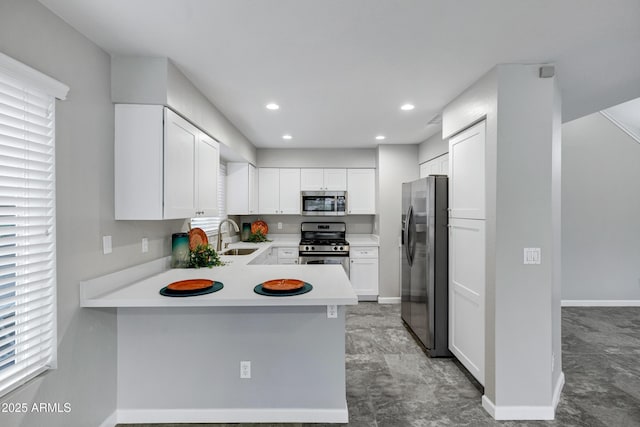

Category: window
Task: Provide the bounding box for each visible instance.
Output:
[0,52,67,398]
[190,162,227,237]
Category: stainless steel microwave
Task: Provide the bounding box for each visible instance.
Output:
[301,191,347,216]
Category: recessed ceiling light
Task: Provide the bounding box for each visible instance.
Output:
[282,134,292,140]
[375,135,385,140]
[266,103,280,110]
[400,103,415,111]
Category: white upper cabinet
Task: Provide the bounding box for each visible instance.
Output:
[258,168,301,214]
[449,121,485,219]
[227,162,258,215]
[115,105,219,220]
[300,168,347,191]
[420,153,450,178]
[347,169,376,214]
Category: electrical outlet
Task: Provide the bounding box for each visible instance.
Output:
[327,305,337,319]
[141,237,149,253]
[277,222,283,230]
[551,352,555,372]
[240,361,251,379]
[524,248,541,265]
[102,235,112,254]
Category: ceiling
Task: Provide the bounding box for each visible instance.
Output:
[39,0,640,149]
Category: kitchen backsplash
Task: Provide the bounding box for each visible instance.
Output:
[238,215,375,235]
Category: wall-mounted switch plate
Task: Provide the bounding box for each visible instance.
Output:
[327,305,337,318]
[103,235,112,254]
[142,237,149,253]
[524,248,541,264]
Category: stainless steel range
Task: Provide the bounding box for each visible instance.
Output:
[298,222,350,275]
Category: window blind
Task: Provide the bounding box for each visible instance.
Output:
[0,69,57,398]
[190,163,227,237]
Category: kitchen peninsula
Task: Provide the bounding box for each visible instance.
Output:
[80,240,358,425]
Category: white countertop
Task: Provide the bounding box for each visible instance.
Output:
[80,238,358,308]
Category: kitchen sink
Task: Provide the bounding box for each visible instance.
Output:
[220,248,258,256]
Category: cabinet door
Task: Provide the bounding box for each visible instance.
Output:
[438,153,450,176]
[248,164,258,214]
[449,121,485,219]
[196,133,219,216]
[115,104,164,220]
[300,169,324,191]
[279,169,301,214]
[258,168,280,214]
[449,218,485,385]
[350,258,379,301]
[226,162,249,215]
[419,162,429,179]
[324,169,347,190]
[347,169,376,214]
[164,109,197,219]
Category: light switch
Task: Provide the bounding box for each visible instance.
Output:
[524,248,541,265]
[103,235,112,254]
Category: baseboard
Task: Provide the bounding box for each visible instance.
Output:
[116,407,348,424]
[98,410,117,427]
[482,395,555,420]
[552,372,565,410]
[377,297,400,304]
[481,372,564,420]
[562,300,640,307]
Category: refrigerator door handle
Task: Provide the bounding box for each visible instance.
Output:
[405,204,414,266]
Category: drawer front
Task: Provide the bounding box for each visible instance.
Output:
[277,247,299,259]
[350,246,378,259]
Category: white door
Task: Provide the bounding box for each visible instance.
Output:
[163,109,197,219]
[258,168,280,214]
[300,169,324,191]
[347,169,375,214]
[449,120,485,219]
[449,217,485,385]
[324,169,347,190]
[279,169,301,214]
[196,133,219,216]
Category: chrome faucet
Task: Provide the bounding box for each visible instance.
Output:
[216,218,240,252]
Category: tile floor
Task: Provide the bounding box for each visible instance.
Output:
[118,304,640,427]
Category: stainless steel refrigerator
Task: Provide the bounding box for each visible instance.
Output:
[401,175,450,357]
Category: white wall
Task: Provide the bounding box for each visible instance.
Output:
[443,64,562,417]
[257,148,376,168]
[376,145,419,299]
[418,131,448,164]
[562,112,640,302]
[0,1,184,425]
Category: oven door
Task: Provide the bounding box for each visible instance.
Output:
[299,255,350,276]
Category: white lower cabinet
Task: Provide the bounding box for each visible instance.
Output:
[349,246,379,301]
[277,247,299,265]
[448,218,485,385]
